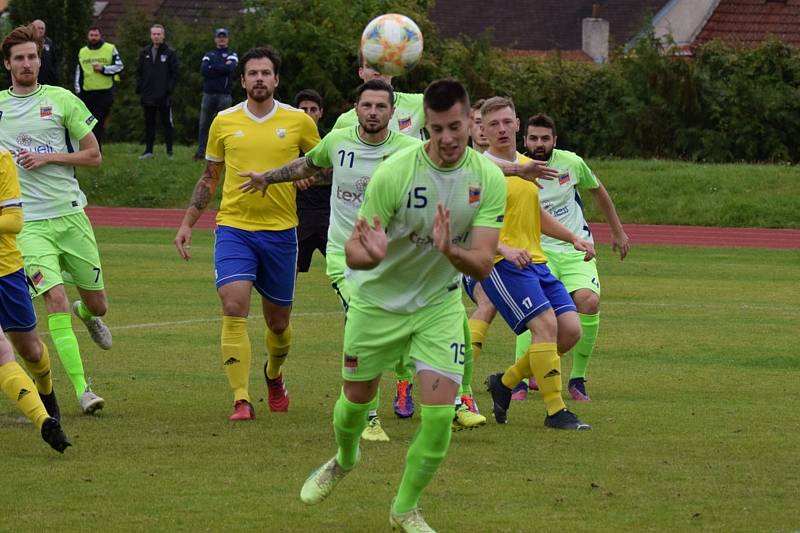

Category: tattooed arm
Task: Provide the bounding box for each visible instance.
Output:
[174,161,223,260]
[239,157,330,196]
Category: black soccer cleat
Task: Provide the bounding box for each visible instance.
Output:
[41,417,72,453]
[485,372,512,424]
[39,390,61,423]
[544,408,592,431]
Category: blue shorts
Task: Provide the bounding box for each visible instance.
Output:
[0,269,37,332]
[468,260,576,334]
[214,225,297,306]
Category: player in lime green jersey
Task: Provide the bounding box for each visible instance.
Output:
[512,113,630,401]
[1,25,109,415]
[240,79,421,441]
[299,79,506,532]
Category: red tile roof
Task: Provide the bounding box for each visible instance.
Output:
[694,0,800,47]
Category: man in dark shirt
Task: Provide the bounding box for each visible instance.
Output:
[32,20,58,86]
[136,24,179,159]
[294,89,330,274]
[194,28,238,161]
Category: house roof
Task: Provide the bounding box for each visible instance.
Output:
[694,0,800,47]
[428,0,669,52]
[94,0,164,41]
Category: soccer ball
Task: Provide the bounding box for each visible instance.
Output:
[360,14,424,77]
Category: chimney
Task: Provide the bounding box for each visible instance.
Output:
[582,3,609,63]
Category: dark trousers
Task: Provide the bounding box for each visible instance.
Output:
[80,89,114,148]
[143,105,174,154]
[296,209,329,272]
[197,93,232,156]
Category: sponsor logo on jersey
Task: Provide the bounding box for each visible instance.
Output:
[40,106,52,119]
[558,173,570,186]
[397,115,412,131]
[409,231,434,248]
[275,128,286,138]
[469,186,481,205]
[16,133,33,147]
[335,186,364,205]
[343,354,358,373]
[354,176,370,194]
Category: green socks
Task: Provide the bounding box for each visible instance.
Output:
[48,312,87,399]
[334,390,370,469]
[393,404,453,514]
[459,316,474,396]
[570,313,599,379]
[75,301,93,320]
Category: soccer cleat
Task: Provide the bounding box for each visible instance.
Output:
[390,500,436,532]
[301,456,352,505]
[485,373,512,424]
[362,416,390,442]
[568,377,591,401]
[544,408,591,430]
[79,386,105,415]
[510,381,528,401]
[266,372,289,412]
[460,394,480,414]
[228,399,255,421]
[393,380,414,418]
[41,417,71,453]
[39,390,61,422]
[72,301,112,350]
[452,403,486,431]
[529,376,539,391]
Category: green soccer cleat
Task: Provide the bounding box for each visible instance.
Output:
[390,500,436,532]
[362,416,390,442]
[300,456,352,505]
[451,403,486,432]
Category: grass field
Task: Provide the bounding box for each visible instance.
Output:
[78,144,800,229]
[1,227,799,532]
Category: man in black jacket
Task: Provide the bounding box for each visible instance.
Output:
[194,28,237,161]
[136,24,179,159]
[32,19,58,86]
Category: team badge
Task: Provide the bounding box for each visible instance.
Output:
[558,173,570,186]
[397,115,412,131]
[344,354,359,373]
[40,106,52,119]
[160,54,167,62]
[275,128,286,138]
[355,176,370,194]
[469,186,481,205]
[16,132,32,147]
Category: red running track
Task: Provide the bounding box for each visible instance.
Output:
[85,206,800,250]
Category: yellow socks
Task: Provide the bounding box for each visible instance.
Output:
[0,362,49,429]
[528,342,565,415]
[501,352,531,389]
[221,316,251,402]
[265,323,292,380]
[468,319,490,360]
[22,342,53,395]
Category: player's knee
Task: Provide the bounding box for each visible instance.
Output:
[556,316,582,353]
[529,312,557,342]
[266,315,290,335]
[18,339,43,363]
[43,288,70,314]
[85,298,108,317]
[221,301,248,317]
[574,290,600,315]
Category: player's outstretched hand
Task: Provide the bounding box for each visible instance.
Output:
[517,161,558,188]
[612,230,630,260]
[355,216,387,262]
[295,176,317,191]
[573,238,596,262]
[501,246,532,269]
[175,225,193,260]
[433,203,452,256]
[238,171,269,197]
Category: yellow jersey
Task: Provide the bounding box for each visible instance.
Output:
[0,150,24,277]
[206,100,321,231]
[483,151,548,264]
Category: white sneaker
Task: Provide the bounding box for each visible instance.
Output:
[300,455,353,505]
[390,500,436,532]
[80,386,105,415]
[73,301,112,350]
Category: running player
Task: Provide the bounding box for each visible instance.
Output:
[512,113,630,400]
[1,25,109,415]
[472,97,594,430]
[240,79,424,440]
[0,147,70,453]
[174,46,320,420]
[299,79,506,532]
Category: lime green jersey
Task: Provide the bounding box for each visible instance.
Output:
[332,92,426,140]
[539,149,599,251]
[304,125,421,281]
[350,144,506,313]
[0,85,95,221]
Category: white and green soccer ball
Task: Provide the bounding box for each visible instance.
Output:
[360,13,424,77]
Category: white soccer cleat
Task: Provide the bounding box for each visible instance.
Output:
[73,301,112,350]
[80,386,105,415]
[300,455,352,505]
[390,502,436,532]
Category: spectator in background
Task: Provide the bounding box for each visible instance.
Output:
[74,27,123,147]
[194,28,238,161]
[293,89,330,274]
[136,24,179,160]
[31,20,58,86]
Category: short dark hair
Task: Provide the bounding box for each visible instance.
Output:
[294,89,322,108]
[355,79,394,104]
[240,46,282,76]
[525,113,557,136]
[87,26,101,33]
[471,98,486,112]
[2,25,42,60]
[423,79,470,113]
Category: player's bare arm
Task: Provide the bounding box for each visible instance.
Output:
[590,180,630,260]
[16,132,101,171]
[490,159,558,189]
[345,216,387,270]
[433,203,498,280]
[540,206,595,261]
[238,157,331,196]
[497,243,532,269]
[175,161,223,260]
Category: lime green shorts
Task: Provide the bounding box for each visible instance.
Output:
[18,211,104,297]
[327,253,350,311]
[341,297,467,382]
[544,248,600,295]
